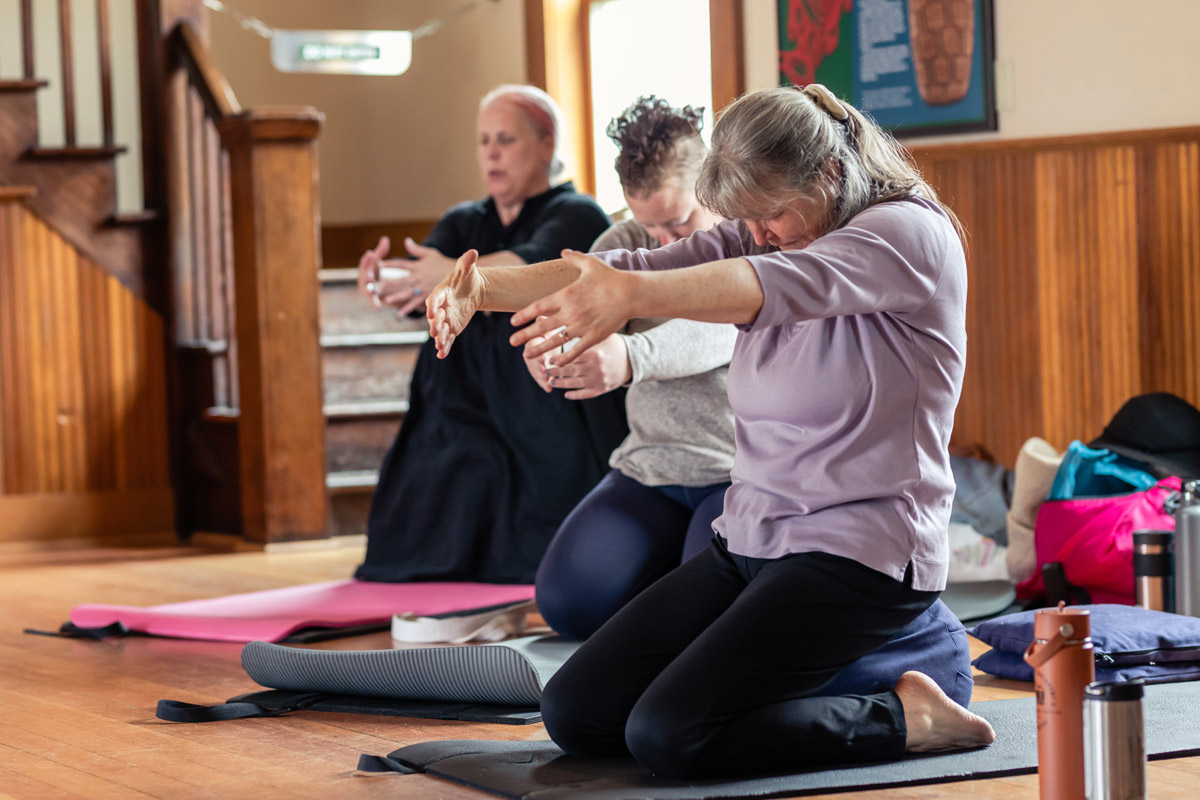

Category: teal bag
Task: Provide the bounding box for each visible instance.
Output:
[1048,441,1157,500]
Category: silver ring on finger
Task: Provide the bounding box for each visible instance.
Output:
[366,282,377,295]
[559,329,569,341]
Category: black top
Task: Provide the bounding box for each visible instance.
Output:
[356,183,628,584]
[424,182,611,265]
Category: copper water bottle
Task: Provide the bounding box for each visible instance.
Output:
[1024,603,1095,800]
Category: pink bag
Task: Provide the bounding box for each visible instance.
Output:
[1016,477,1182,605]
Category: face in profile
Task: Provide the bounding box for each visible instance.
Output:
[476,99,555,207]
[626,183,720,246]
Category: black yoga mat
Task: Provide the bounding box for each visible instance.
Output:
[362,681,1200,799]
[158,689,542,725]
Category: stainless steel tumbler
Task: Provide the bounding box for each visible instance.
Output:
[1083,680,1146,800]
[1132,529,1173,612]
[1174,480,1200,618]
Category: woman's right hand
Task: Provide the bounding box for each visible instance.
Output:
[427,249,483,358]
[357,235,390,308]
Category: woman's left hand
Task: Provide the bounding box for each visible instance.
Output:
[510,250,636,366]
[376,237,456,315]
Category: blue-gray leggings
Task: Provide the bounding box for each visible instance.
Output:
[534,470,729,640]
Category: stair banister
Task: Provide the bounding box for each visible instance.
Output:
[156,16,329,543]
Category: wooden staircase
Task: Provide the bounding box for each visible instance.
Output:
[0,81,155,299]
[0,0,439,548]
[317,268,426,536]
[0,1,340,549]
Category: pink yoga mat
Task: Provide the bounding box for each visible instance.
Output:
[70,580,535,643]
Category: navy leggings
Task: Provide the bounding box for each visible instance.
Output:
[540,538,940,779]
[535,470,728,640]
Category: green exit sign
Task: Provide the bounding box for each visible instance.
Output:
[299,43,382,62]
[272,30,412,76]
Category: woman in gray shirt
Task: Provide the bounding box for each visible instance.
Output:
[529,97,735,641]
[427,86,995,778]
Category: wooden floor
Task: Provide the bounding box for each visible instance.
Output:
[2,543,1199,800]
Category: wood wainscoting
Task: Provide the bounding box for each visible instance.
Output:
[322,219,438,269]
[910,127,1200,468]
[0,193,173,545]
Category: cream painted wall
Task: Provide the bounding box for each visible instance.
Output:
[9,1,1198,223]
[742,0,1200,145]
[209,0,526,224]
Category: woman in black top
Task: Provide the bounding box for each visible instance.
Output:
[354,85,624,584]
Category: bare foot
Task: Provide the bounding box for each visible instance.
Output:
[894,671,996,753]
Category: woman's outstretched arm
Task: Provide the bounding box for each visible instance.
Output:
[427,248,765,363]
[426,250,584,358]
[511,251,764,365]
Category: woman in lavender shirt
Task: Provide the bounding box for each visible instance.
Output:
[426,85,995,778]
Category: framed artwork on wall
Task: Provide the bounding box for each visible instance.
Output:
[778,0,996,137]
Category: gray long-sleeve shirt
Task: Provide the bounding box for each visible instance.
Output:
[595,199,967,591]
[591,219,737,487]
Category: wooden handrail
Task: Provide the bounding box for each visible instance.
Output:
[173,20,241,121]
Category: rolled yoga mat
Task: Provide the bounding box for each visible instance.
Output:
[242,635,578,705]
[157,636,579,726]
[66,579,536,643]
[360,681,1200,799]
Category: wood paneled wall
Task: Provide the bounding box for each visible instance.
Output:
[909,127,1200,467]
[0,193,173,543]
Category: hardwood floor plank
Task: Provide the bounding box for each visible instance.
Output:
[0,724,207,800]
[0,743,158,800]
[0,744,137,800]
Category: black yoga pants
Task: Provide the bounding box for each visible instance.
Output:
[540,537,940,779]
[535,470,727,640]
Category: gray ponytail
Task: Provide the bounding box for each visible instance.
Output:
[696,86,960,239]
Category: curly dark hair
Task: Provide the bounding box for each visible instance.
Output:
[607,96,707,197]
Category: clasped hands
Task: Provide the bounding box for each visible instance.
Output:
[426,249,636,397]
[523,332,631,400]
[358,235,456,316]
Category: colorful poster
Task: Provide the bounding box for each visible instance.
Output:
[778,0,996,136]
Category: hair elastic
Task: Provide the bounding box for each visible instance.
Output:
[801,84,850,122]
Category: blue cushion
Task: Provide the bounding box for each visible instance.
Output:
[818,599,973,708]
[972,648,1200,685]
[969,604,1200,660]
[968,604,1200,684]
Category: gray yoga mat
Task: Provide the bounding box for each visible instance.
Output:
[363,681,1200,799]
[156,635,579,726]
[242,635,579,706]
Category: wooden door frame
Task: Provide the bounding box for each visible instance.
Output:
[524,0,745,196]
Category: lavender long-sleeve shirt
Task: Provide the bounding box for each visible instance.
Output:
[594,197,966,591]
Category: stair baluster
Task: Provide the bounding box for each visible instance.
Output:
[57,0,75,147]
[21,0,34,80]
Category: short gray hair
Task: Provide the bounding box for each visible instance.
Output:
[696,86,954,236]
[480,84,567,179]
